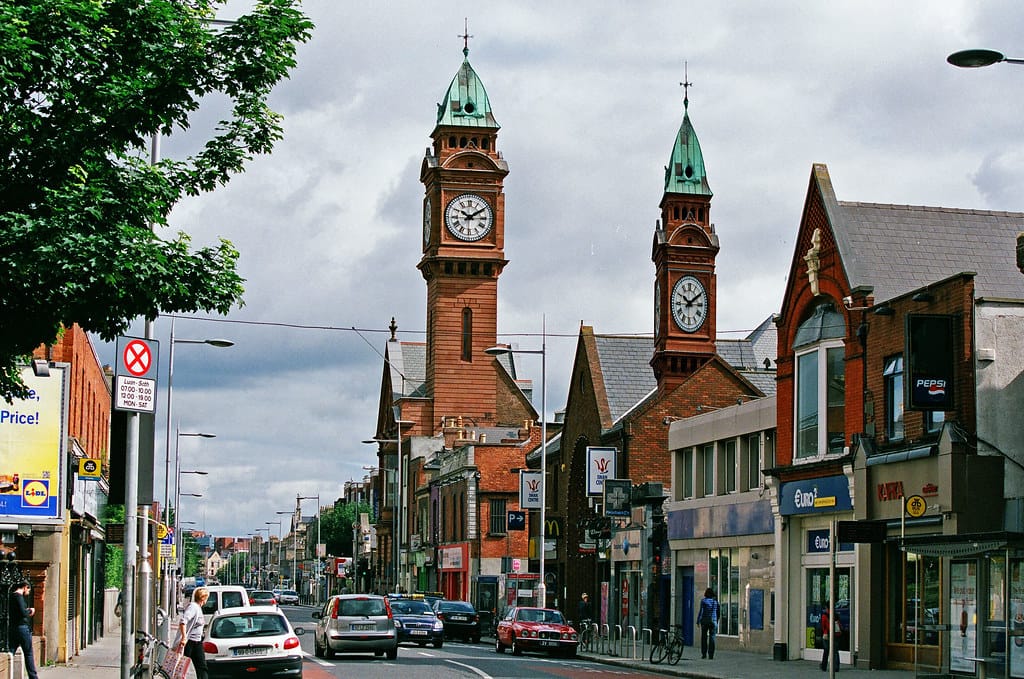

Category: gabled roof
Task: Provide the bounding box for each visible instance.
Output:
[435,48,499,130]
[813,164,1024,303]
[387,340,428,401]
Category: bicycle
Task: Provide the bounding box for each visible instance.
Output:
[577,619,594,652]
[130,629,171,679]
[649,624,684,665]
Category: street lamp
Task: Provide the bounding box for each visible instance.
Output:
[363,419,414,594]
[297,495,321,603]
[486,315,548,607]
[266,521,283,586]
[253,527,272,587]
[277,510,298,590]
[948,49,1024,68]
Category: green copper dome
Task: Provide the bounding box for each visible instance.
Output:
[436,48,499,129]
[664,98,711,196]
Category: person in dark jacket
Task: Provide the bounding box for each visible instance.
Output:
[9,579,38,679]
[696,587,719,660]
[577,593,592,625]
[820,601,840,672]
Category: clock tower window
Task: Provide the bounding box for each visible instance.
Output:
[462,307,473,361]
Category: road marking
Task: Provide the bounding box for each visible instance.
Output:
[445,659,493,679]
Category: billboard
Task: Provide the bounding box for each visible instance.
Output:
[906,314,955,411]
[586,446,616,496]
[0,366,67,523]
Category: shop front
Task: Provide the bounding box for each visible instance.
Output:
[439,543,469,601]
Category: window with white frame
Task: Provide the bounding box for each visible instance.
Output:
[742,433,760,492]
[700,443,714,497]
[721,439,737,494]
[884,354,904,442]
[793,304,847,459]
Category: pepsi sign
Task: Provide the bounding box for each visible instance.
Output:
[906,314,954,410]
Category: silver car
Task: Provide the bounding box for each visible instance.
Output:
[312,594,398,659]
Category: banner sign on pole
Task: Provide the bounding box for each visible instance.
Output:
[586,446,616,496]
[519,471,543,509]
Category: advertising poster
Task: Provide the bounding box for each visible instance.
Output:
[950,561,977,674]
[1011,560,1024,678]
[0,366,66,522]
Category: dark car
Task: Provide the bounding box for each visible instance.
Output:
[391,598,444,648]
[250,590,278,607]
[433,600,481,643]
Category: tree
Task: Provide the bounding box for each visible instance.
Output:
[320,500,372,558]
[0,0,313,401]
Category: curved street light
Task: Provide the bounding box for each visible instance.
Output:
[948,49,1024,68]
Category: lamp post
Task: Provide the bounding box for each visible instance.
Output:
[175,464,208,577]
[486,316,547,607]
[277,510,298,590]
[948,49,1024,68]
[265,521,283,587]
[297,495,321,602]
[253,527,271,588]
[363,419,414,594]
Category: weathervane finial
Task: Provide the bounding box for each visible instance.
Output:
[460,18,473,57]
[680,61,692,112]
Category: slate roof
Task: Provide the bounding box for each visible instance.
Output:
[389,341,427,400]
[816,164,1024,303]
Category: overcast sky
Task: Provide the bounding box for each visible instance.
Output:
[97,1,1024,541]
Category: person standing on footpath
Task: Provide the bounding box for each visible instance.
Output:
[820,601,841,672]
[696,587,719,660]
[178,586,210,679]
[9,579,38,679]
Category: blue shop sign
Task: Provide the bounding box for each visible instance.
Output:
[779,475,851,516]
[806,528,854,553]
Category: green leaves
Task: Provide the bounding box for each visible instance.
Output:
[0,0,313,401]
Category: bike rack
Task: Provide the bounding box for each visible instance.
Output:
[612,624,622,656]
[626,625,637,659]
[641,627,652,660]
[599,623,610,655]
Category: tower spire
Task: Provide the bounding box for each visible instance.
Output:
[680,61,692,113]
[460,18,473,57]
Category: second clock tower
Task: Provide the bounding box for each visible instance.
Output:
[651,87,719,391]
[419,45,509,423]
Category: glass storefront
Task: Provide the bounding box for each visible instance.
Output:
[806,567,852,653]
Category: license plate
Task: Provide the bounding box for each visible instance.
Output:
[352,623,375,631]
[451,615,467,621]
[411,630,428,636]
[541,641,556,647]
[233,647,268,657]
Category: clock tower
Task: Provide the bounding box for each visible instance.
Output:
[651,85,718,391]
[419,44,509,423]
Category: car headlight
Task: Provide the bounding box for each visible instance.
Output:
[433,620,444,631]
[394,620,403,628]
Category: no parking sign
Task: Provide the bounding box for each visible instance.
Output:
[114,336,160,413]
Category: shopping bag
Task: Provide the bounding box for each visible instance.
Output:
[160,647,192,679]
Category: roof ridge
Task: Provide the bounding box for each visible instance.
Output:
[839,200,1024,218]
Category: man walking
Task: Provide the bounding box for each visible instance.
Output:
[9,579,38,679]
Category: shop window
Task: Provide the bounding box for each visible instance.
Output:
[950,561,979,672]
[708,548,740,636]
[808,567,852,653]
[884,355,905,441]
[926,410,945,434]
[793,304,846,459]
[887,548,940,646]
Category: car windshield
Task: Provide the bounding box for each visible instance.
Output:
[338,597,386,616]
[283,590,298,597]
[212,613,287,638]
[440,602,474,613]
[518,609,565,624]
[392,600,432,615]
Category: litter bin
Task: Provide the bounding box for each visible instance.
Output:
[773,642,788,661]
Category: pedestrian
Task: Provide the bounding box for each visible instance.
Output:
[577,592,592,626]
[9,579,38,679]
[819,600,840,672]
[177,586,210,679]
[696,587,719,660]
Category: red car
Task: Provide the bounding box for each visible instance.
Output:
[495,606,578,657]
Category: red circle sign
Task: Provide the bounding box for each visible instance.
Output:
[123,340,152,377]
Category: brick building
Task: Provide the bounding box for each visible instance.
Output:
[769,163,1024,672]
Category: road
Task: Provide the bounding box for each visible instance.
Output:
[280,604,665,679]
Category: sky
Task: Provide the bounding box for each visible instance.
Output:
[96,1,1024,541]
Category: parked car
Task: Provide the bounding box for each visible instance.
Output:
[279,589,300,605]
[496,606,579,657]
[273,588,283,602]
[250,590,278,607]
[312,594,398,659]
[432,600,480,643]
[200,586,251,618]
[202,606,303,679]
[390,598,444,648]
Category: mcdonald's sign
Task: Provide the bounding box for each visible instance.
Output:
[544,517,563,539]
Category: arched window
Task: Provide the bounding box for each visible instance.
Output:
[462,307,473,361]
[793,303,846,459]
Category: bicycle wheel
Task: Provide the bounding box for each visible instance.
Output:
[649,634,666,664]
[667,636,684,665]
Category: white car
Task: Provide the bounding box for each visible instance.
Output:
[202,606,304,679]
[279,589,300,605]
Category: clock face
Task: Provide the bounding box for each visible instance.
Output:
[423,197,432,246]
[445,194,493,242]
[671,275,707,332]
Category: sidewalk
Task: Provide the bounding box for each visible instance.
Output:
[40,630,122,679]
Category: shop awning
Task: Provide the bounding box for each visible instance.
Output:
[898,531,1024,558]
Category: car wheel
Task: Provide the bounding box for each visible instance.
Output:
[313,634,324,658]
[512,635,523,656]
[495,637,505,654]
[374,651,384,657]
[433,640,443,649]
[472,636,480,644]
[565,647,577,659]
[386,647,398,660]
[323,641,335,659]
